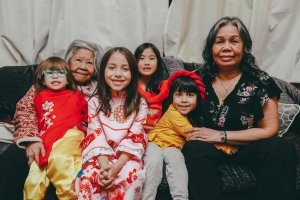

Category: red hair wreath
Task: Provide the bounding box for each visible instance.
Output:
[167,70,206,101]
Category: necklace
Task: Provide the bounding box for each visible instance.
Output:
[217,72,241,100]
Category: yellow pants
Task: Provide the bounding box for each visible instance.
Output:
[24,129,84,200]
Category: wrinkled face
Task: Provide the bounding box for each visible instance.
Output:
[104,52,132,93]
[69,48,95,84]
[43,70,68,91]
[172,91,197,116]
[212,24,244,71]
[137,48,158,79]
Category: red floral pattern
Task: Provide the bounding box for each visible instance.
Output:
[14,86,39,144]
[76,158,144,200]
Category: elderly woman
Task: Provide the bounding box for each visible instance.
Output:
[0,39,103,199]
[183,17,298,200]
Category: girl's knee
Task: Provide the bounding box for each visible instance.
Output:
[144,153,163,169]
[163,148,185,164]
[144,145,164,168]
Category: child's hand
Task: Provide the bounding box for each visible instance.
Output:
[26,142,45,165]
[97,164,115,191]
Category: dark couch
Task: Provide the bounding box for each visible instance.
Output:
[0,59,300,200]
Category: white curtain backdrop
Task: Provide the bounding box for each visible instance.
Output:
[1,0,299,82]
[164,0,300,83]
[0,0,168,66]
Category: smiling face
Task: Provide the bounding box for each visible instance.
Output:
[43,70,69,91]
[137,47,158,80]
[212,24,244,72]
[69,48,95,84]
[172,91,197,116]
[104,52,132,93]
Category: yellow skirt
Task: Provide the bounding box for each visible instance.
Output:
[24,128,84,200]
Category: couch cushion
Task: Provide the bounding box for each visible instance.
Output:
[272,76,300,105]
[278,103,300,136]
[162,56,184,75]
[0,65,37,120]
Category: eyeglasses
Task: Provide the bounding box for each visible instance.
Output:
[42,70,67,78]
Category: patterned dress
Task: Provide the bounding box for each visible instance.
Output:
[202,71,281,132]
[76,95,148,200]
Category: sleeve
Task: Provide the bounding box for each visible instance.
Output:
[80,92,88,127]
[258,71,282,105]
[33,92,44,133]
[116,98,148,161]
[81,97,115,163]
[253,71,282,122]
[13,85,42,147]
[166,106,192,137]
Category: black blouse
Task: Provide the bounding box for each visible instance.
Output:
[202,70,281,131]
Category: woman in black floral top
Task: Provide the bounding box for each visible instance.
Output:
[182,16,298,200]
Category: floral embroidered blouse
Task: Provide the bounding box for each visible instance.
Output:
[81,95,148,164]
[202,71,281,131]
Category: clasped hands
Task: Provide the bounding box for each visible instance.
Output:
[97,163,118,191]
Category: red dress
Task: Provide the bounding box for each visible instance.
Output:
[34,89,87,166]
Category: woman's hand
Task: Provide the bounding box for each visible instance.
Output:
[26,142,45,165]
[185,127,221,143]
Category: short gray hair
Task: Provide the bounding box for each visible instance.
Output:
[64,39,104,80]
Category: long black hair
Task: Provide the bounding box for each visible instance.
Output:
[134,43,169,93]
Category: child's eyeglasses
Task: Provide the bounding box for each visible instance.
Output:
[42,70,67,78]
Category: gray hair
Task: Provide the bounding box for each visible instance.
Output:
[64,39,104,80]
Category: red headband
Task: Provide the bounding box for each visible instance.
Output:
[167,70,206,101]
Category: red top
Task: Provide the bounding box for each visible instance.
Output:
[34,89,87,166]
[138,80,169,133]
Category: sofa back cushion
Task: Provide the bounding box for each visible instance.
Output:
[0,65,37,120]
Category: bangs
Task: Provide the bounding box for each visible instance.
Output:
[46,64,66,71]
[172,76,199,94]
[42,59,67,71]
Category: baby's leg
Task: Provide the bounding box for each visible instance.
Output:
[163,147,188,200]
[142,142,164,200]
[24,161,50,199]
[47,129,84,200]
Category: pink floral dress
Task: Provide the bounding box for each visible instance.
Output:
[76,95,148,200]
